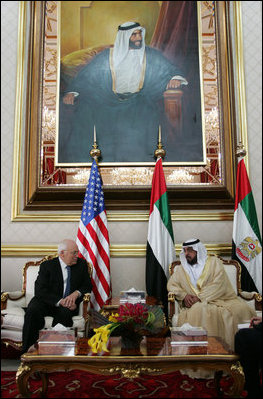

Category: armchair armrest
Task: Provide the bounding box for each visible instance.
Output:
[168,292,176,302]
[167,292,184,326]
[239,291,262,310]
[82,293,91,319]
[239,290,260,300]
[168,292,176,326]
[1,291,25,310]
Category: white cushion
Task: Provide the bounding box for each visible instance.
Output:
[1,308,25,330]
[1,328,22,342]
[6,296,26,309]
[72,315,85,331]
[25,266,40,306]
[224,265,238,294]
[245,299,257,310]
[1,312,84,332]
[44,316,53,329]
[1,307,25,317]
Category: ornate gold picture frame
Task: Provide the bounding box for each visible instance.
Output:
[22,1,238,212]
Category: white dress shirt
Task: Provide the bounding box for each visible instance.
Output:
[59,257,71,296]
[57,257,80,306]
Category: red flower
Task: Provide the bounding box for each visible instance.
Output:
[116,303,148,325]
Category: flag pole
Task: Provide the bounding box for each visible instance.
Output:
[90,125,101,163]
[154,125,166,159]
[236,141,246,159]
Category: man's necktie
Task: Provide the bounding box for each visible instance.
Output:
[64,266,71,298]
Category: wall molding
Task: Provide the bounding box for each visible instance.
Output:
[1,243,232,257]
[10,211,234,222]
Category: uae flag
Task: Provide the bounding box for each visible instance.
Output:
[146,158,176,312]
[232,158,262,294]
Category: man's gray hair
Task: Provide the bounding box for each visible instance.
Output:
[58,240,68,254]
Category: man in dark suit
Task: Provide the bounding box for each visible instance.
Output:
[22,239,92,353]
[235,316,262,398]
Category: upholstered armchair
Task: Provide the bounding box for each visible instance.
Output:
[1,255,92,351]
[168,257,262,326]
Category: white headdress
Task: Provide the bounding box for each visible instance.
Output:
[180,238,207,268]
[112,22,145,69]
[179,238,208,287]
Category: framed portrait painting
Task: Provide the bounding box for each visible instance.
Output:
[21,1,238,212]
[56,1,205,165]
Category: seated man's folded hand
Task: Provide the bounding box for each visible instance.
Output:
[60,291,79,309]
[183,294,200,308]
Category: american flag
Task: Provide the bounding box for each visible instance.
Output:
[76,159,111,310]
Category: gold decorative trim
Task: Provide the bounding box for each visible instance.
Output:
[11,1,27,222]
[230,361,244,377]
[101,365,162,379]
[255,293,262,303]
[10,211,233,222]
[11,2,238,214]
[2,340,23,349]
[1,292,9,302]
[233,2,249,173]
[83,293,91,303]
[16,364,31,379]
[197,0,207,165]
[1,243,232,257]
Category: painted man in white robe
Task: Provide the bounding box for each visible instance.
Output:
[59,22,188,163]
[167,238,256,350]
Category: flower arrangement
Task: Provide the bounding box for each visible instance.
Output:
[88,303,165,353]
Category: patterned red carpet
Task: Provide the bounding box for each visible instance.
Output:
[1,370,247,398]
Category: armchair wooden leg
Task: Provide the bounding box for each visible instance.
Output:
[84,316,91,338]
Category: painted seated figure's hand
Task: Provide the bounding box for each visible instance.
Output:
[166,79,182,89]
[63,92,75,105]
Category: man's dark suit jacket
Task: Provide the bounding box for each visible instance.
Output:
[34,257,92,308]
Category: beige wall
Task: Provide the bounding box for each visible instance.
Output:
[1,1,262,295]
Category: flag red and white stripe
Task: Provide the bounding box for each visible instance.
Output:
[77,160,111,310]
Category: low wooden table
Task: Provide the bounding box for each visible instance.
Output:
[16,334,244,397]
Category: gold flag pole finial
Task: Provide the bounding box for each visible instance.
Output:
[154,125,166,159]
[90,125,101,162]
[236,140,246,158]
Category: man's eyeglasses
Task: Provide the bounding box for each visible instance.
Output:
[64,250,78,255]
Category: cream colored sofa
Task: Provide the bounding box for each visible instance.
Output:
[1,255,91,350]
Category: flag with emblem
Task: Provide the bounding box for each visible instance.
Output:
[146,157,176,313]
[232,158,262,294]
[76,159,111,310]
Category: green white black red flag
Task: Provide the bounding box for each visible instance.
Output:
[232,158,262,294]
[146,157,176,311]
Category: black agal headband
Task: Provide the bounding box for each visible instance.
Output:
[182,239,200,247]
[118,22,140,31]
